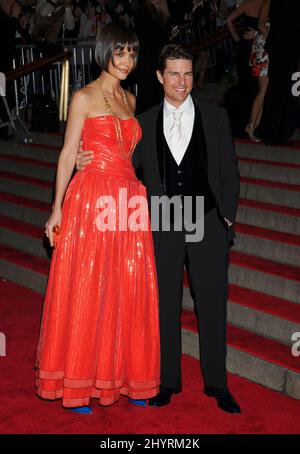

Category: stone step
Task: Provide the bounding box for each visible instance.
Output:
[0,245,48,293]
[236,199,300,236]
[0,192,50,227]
[183,283,300,346]
[0,155,56,182]
[233,223,300,267]
[0,170,53,203]
[0,215,50,259]
[238,157,300,185]
[235,139,300,164]
[0,141,60,163]
[229,251,300,305]
[240,177,300,209]
[182,310,300,400]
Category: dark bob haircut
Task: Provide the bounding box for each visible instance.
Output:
[95,23,139,72]
[157,44,194,74]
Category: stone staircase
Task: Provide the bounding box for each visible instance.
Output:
[0,130,300,400]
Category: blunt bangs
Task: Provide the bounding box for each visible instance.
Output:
[95,23,139,71]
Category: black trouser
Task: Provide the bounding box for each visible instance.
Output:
[155,208,229,392]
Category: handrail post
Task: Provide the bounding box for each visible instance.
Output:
[59,58,70,122]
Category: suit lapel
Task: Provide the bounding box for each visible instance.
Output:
[192,96,214,167]
[156,104,166,185]
[139,104,164,193]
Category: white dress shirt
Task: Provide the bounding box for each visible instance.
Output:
[163,95,195,166]
[163,95,233,225]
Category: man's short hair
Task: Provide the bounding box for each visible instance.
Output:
[157,44,194,74]
[95,23,139,72]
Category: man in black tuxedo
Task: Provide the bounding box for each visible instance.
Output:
[77,44,241,413]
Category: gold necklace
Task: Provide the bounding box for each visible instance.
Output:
[120,88,139,158]
[103,88,139,160]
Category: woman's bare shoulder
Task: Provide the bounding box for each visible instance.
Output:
[73,84,106,116]
[68,88,91,118]
[71,87,92,106]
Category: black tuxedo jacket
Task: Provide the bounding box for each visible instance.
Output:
[133,94,240,250]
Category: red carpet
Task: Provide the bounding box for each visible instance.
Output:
[1,278,300,434]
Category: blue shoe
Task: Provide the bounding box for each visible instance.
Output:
[128,399,147,407]
[70,406,93,414]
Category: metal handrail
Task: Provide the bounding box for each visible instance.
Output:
[1,51,71,143]
[5,51,71,82]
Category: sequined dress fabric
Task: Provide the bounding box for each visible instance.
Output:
[35,115,160,407]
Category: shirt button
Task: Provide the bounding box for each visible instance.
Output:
[178,182,182,186]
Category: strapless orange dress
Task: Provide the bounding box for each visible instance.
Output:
[35,115,160,407]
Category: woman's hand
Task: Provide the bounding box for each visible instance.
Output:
[243,28,257,40]
[45,208,62,247]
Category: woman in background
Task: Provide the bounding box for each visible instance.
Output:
[225,0,264,136]
[245,0,270,141]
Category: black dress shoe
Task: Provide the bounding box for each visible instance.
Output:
[204,386,241,414]
[148,390,172,407]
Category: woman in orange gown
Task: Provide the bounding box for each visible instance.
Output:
[35,23,160,410]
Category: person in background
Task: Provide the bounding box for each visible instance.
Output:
[78,0,98,39]
[111,1,133,28]
[226,0,263,91]
[191,0,215,90]
[32,0,75,44]
[0,0,20,139]
[255,0,300,145]
[134,0,172,113]
[0,0,19,72]
[64,2,83,40]
[225,0,263,136]
[16,3,33,44]
[245,0,270,141]
[95,0,112,32]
